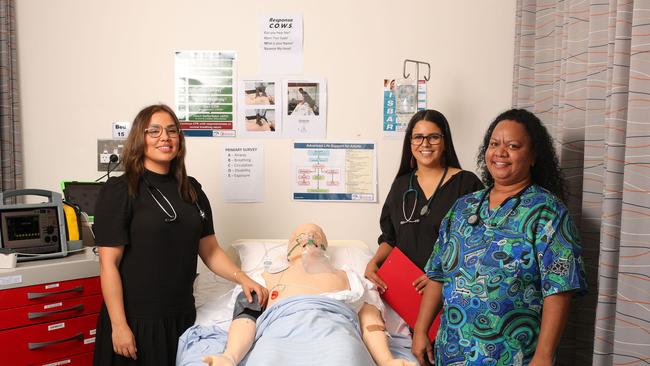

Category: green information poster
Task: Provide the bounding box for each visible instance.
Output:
[175,51,236,137]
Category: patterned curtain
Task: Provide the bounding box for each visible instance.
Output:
[512,1,650,365]
[0,0,22,194]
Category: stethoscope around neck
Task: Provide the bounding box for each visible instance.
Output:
[467,183,532,227]
[143,177,206,223]
[400,167,448,225]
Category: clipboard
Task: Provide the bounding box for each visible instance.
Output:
[377,247,441,342]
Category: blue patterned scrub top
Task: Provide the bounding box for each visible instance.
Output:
[425,184,587,366]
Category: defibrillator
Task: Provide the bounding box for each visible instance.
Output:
[0,189,73,261]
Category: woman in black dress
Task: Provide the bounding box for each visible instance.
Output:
[93,104,267,366]
[365,110,483,292]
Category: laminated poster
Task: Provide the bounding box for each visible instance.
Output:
[382,78,427,138]
[175,51,237,137]
[292,141,376,202]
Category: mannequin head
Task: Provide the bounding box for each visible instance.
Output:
[287,223,328,261]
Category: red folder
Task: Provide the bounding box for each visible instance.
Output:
[377,247,441,342]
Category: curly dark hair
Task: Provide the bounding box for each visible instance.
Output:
[395,109,462,179]
[476,108,567,202]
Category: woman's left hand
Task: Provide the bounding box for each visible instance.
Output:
[412,274,430,294]
[237,272,269,306]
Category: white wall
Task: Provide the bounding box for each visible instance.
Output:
[16,0,516,250]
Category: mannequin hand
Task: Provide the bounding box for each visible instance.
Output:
[239,273,269,306]
[379,358,417,366]
[412,274,431,294]
[364,261,387,293]
[412,330,433,366]
[203,354,236,366]
[111,323,137,360]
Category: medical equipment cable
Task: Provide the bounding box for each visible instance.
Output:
[94,154,120,182]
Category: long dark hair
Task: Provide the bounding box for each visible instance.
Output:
[476,108,566,202]
[395,109,462,179]
[122,104,197,203]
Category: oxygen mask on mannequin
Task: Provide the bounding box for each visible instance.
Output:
[286,225,335,273]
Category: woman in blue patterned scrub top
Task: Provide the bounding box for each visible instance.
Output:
[411,109,587,366]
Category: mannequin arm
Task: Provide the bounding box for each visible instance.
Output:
[359,303,415,366]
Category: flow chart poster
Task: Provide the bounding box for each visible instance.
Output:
[175,51,237,137]
[222,143,265,202]
[292,141,376,202]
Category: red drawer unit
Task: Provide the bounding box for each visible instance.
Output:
[0,294,102,330]
[0,277,101,311]
[0,269,101,366]
[34,351,94,366]
[0,313,98,365]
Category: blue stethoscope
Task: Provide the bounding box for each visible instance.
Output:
[467,183,533,227]
[400,167,448,225]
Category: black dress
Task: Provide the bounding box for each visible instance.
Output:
[92,170,214,366]
[378,170,483,270]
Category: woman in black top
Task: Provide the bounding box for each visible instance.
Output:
[365,110,483,292]
[92,104,267,366]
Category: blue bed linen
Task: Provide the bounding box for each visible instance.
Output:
[177,295,416,365]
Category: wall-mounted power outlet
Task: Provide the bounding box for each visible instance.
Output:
[97,139,125,172]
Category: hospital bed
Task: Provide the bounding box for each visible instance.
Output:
[182,239,415,365]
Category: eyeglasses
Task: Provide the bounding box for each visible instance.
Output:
[145,125,180,138]
[411,133,444,146]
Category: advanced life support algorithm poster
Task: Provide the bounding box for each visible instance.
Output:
[292,141,376,202]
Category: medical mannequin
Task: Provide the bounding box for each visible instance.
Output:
[203,224,416,366]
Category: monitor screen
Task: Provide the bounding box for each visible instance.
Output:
[62,182,104,217]
[0,207,62,255]
[6,214,41,241]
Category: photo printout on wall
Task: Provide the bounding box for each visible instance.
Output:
[237,78,281,138]
[283,79,327,138]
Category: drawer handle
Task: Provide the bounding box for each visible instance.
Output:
[27,285,84,300]
[28,332,84,350]
[28,304,84,320]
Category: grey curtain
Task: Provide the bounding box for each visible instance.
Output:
[0,0,22,193]
[512,0,650,365]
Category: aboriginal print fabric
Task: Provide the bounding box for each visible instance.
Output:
[425,185,587,365]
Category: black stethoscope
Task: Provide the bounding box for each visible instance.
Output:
[400,167,448,225]
[143,178,206,223]
[467,183,533,227]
